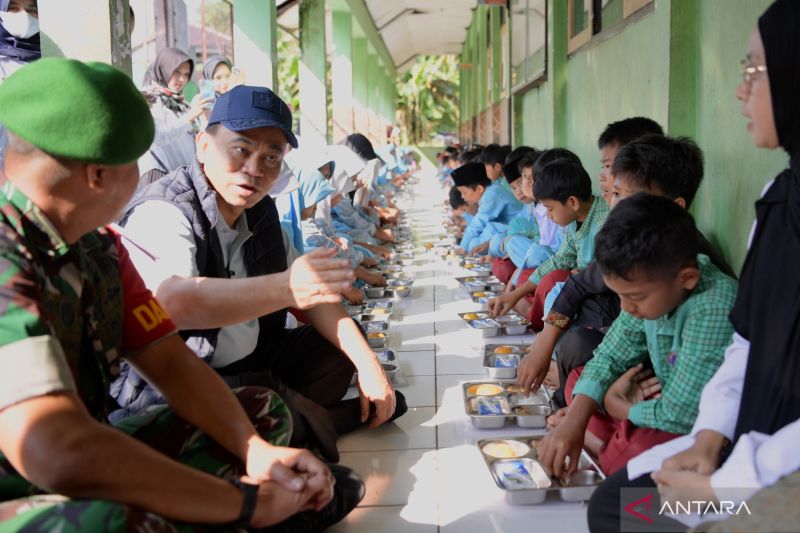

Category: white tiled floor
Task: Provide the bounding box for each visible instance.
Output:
[333,171,590,532]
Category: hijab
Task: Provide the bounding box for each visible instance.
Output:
[729,0,800,441]
[297,168,335,211]
[0,0,40,62]
[268,160,299,198]
[142,47,193,114]
[202,55,231,82]
[284,145,336,178]
[319,165,358,224]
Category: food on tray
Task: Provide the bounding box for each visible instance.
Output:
[476,396,506,415]
[482,440,530,459]
[463,312,479,320]
[367,332,386,339]
[471,318,499,329]
[495,461,537,489]
[493,354,519,368]
[494,346,515,354]
[467,383,504,396]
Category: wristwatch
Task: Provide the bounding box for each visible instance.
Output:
[229,479,259,528]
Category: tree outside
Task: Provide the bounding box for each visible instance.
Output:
[397,55,460,146]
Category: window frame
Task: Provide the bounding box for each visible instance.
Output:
[511,0,548,95]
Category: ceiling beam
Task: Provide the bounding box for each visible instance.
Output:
[343,0,397,77]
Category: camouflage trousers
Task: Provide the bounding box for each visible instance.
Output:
[0,387,291,532]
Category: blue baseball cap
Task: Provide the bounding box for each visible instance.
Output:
[207,85,298,148]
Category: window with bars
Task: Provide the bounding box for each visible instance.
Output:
[567,0,653,54]
[511,0,547,92]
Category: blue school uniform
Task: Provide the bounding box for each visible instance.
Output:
[459,181,523,251]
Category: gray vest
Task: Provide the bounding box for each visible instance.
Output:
[109,161,288,419]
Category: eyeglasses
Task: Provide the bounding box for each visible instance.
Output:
[740,59,767,85]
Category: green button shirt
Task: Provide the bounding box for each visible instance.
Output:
[572,255,738,434]
[531,195,610,285]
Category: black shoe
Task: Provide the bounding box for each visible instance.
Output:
[261,464,364,532]
[388,390,408,423]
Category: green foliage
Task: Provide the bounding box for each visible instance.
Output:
[277,30,300,131]
[203,1,231,35]
[397,55,460,145]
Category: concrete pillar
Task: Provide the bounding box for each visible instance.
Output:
[299,0,329,147]
[233,0,278,90]
[39,0,133,74]
[331,11,354,141]
[366,52,380,143]
[352,38,369,136]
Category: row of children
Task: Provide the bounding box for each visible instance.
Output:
[440,1,799,528]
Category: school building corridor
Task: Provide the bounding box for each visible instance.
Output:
[326,162,588,532]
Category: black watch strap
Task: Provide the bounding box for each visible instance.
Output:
[229,479,259,528]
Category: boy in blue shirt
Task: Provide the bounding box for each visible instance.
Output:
[454,162,524,254]
[489,158,609,328]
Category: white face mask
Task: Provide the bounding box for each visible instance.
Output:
[0,10,39,39]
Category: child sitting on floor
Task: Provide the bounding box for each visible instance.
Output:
[518,134,736,406]
[454,162,523,255]
[448,185,477,233]
[498,149,580,288]
[479,143,512,189]
[489,157,609,329]
[536,194,738,477]
[596,117,664,205]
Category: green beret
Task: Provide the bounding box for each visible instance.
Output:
[0,58,155,165]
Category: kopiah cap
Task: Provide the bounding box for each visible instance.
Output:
[451,162,491,187]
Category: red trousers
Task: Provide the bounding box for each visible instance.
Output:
[565,366,681,476]
[492,257,517,285]
[519,269,571,331]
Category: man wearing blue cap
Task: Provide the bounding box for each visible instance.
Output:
[0,59,363,531]
[115,85,406,463]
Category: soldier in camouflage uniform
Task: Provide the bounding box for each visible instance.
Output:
[0,59,363,531]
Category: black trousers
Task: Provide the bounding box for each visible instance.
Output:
[553,326,606,407]
[588,466,684,533]
[217,324,407,462]
[217,325,356,462]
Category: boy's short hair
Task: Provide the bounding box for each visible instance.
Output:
[449,186,467,209]
[479,144,512,166]
[533,158,593,202]
[595,193,700,281]
[597,117,664,149]
[459,147,482,165]
[504,146,540,183]
[532,148,582,179]
[611,134,705,207]
[518,156,537,171]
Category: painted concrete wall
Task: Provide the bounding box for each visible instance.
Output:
[689,0,786,270]
[470,0,789,271]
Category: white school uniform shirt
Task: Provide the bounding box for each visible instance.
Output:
[534,202,561,248]
[627,180,800,527]
[120,201,260,368]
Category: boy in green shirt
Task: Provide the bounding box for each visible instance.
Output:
[489,158,610,329]
[538,194,737,477]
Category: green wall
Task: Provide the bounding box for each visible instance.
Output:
[689,0,786,270]
[485,0,789,271]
